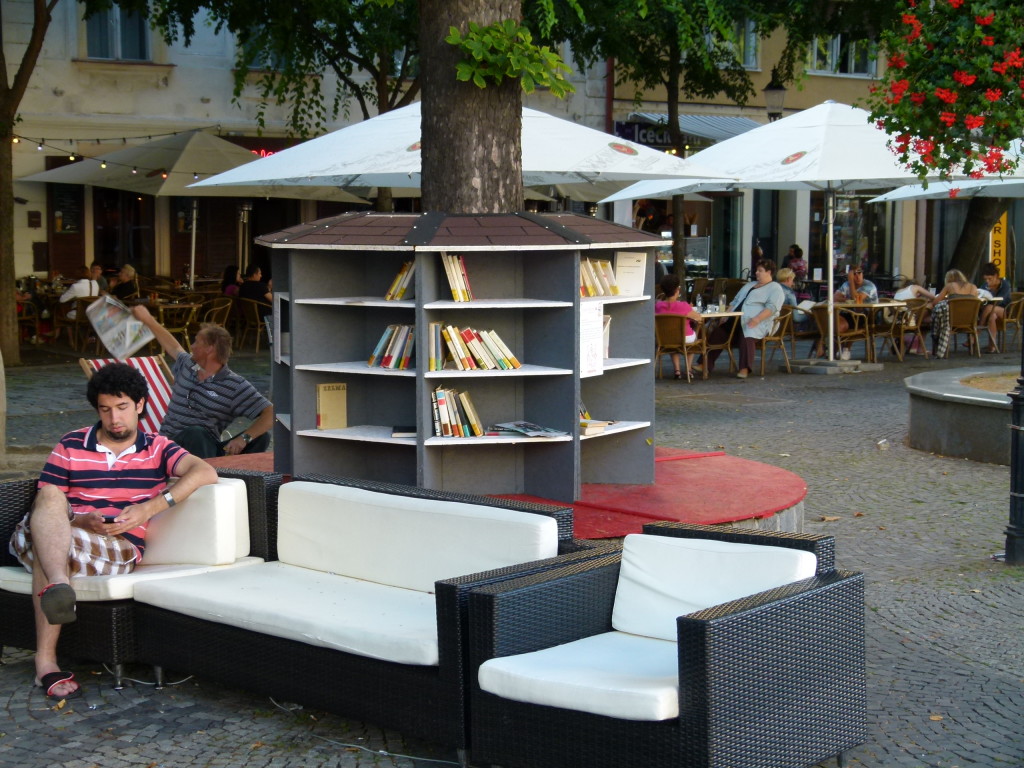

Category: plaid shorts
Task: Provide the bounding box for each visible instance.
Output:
[9,506,138,577]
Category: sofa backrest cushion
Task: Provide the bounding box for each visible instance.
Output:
[611,533,817,642]
[142,478,249,566]
[276,481,559,593]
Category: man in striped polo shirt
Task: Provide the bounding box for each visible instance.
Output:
[132,305,273,458]
[9,363,217,700]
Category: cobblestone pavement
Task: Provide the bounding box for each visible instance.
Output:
[2,344,1023,767]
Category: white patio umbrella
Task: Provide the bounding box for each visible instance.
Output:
[189,102,731,194]
[869,176,1024,203]
[598,177,741,204]
[671,100,934,361]
[21,131,368,287]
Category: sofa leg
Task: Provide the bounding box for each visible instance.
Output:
[837,751,848,767]
[111,663,125,690]
[153,665,165,690]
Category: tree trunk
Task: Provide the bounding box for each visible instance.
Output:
[0,114,21,366]
[419,0,523,213]
[948,197,1009,279]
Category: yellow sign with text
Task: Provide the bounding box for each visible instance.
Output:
[989,212,1007,277]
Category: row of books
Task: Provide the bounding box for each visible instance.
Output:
[579,257,621,298]
[431,387,484,437]
[440,252,473,301]
[367,324,415,369]
[384,260,416,301]
[428,322,521,371]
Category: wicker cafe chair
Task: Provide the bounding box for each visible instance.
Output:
[655,314,703,382]
[1002,297,1024,351]
[870,301,914,362]
[757,306,792,374]
[237,297,271,352]
[468,523,865,768]
[946,297,983,357]
[812,303,870,360]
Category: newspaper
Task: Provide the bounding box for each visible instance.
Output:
[86,295,154,359]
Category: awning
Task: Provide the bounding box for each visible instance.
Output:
[628,112,761,142]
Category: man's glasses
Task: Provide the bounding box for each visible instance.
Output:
[852,270,864,275]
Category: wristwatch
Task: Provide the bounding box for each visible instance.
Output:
[163,491,176,508]
[240,432,252,445]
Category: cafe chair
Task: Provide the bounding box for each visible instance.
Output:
[237,297,272,352]
[688,277,709,306]
[901,298,931,357]
[80,355,174,435]
[186,296,234,351]
[757,306,792,374]
[16,299,39,343]
[655,314,704,382]
[870,301,914,362]
[812,303,869,361]
[946,297,982,357]
[468,524,866,768]
[723,278,747,302]
[1001,297,1024,351]
[155,301,199,350]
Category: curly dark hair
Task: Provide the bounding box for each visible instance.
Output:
[87,363,148,418]
[756,258,778,276]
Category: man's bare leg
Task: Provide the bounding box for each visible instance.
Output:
[27,485,79,697]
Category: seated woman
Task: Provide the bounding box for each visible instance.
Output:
[221,264,241,298]
[654,274,702,380]
[931,269,979,357]
[893,278,935,355]
[698,259,784,379]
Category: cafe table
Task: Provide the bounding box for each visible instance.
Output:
[697,310,742,374]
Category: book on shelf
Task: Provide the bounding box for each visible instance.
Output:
[440,252,473,301]
[590,258,613,296]
[597,259,620,295]
[391,425,417,438]
[488,421,568,438]
[398,328,415,369]
[460,326,497,370]
[429,388,484,437]
[433,387,452,436]
[485,329,521,368]
[384,260,415,300]
[614,250,648,297]
[381,324,411,368]
[368,324,398,367]
[316,383,348,430]
[458,391,484,436]
[580,419,616,436]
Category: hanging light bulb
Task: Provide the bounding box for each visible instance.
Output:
[69,153,76,161]
[193,172,199,180]
[161,171,168,179]
[38,140,44,150]
[12,136,19,144]
[132,166,137,174]
[100,160,107,169]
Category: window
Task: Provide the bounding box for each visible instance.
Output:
[86,7,150,61]
[734,20,759,69]
[808,35,875,77]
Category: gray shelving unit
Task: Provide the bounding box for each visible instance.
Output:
[261,211,662,503]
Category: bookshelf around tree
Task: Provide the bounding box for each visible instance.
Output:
[262,211,660,503]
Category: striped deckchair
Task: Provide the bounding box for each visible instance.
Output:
[79,355,175,435]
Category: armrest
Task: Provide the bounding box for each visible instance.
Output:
[0,479,36,566]
[435,542,620,679]
[642,521,835,574]
[677,571,866,766]
[215,468,283,561]
[467,553,622,669]
[294,472,575,542]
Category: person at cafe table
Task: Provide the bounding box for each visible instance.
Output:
[821,264,878,356]
[978,262,1010,353]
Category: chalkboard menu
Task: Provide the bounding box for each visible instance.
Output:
[52,184,82,234]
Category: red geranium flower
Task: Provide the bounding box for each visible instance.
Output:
[888,53,907,68]
[953,70,977,85]
[939,111,957,126]
[993,61,1009,75]
[964,114,985,129]
[982,36,995,46]
[948,188,960,198]
[910,92,927,105]
[975,13,995,25]
[985,88,1003,101]
[935,87,958,104]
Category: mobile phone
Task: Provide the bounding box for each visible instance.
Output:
[102,515,118,524]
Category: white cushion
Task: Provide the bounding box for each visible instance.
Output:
[134,561,440,665]
[0,558,263,601]
[143,478,249,565]
[612,534,817,642]
[479,631,679,721]
[276,482,559,593]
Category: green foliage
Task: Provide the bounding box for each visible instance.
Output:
[445,19,574,97]
[866,0,1024,182]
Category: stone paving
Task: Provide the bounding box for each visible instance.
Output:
[2,342,1023,767]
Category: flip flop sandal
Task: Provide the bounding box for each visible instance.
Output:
[38,583,77,625]
[38,670,82,700]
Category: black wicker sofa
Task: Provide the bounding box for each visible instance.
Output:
[130,477,608,758]
[467,522,866,768]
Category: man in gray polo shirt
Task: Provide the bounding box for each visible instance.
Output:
[131,305,273,458]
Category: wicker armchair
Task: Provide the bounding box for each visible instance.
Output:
[468,523,865,768]
[133,476,612,757]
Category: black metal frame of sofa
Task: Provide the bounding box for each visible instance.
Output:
[133,477,615,757]
[468,525,865,768]
[0,470,281,688]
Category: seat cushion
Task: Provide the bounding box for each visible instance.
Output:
[612,534,817,642]
[0,558,263,601]
[133,561,440,665]
[276,482,559,593]
[478,631,679,721]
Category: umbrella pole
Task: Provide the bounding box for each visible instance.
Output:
[826,188,835,361]
[189,199,198,291]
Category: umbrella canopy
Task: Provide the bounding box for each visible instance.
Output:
[19,130,367,204]
[869,177,1024,203]
[598,177,740,204]
[189,102,731,193]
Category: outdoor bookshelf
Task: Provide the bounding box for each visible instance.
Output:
[262,211,661,503]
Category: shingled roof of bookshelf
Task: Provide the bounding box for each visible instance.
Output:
[256,211,666,251]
